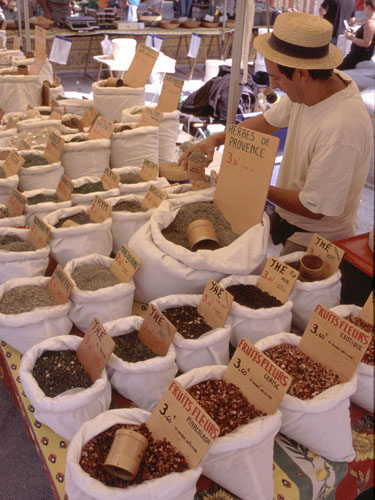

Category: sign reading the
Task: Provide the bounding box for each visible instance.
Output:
[197,279,234,330]
[138,304,176,356]
[306,233,345,279]
[257,257,299,304]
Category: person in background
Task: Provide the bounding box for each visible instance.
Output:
[0,0,7,21]
[121,0,139,21]
[337,0,375,69]
[38,0,71,22]
[319,0,356,45]
[179,12,372,255]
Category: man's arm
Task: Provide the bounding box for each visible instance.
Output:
[268,186,324,219]
[38,0,52,19]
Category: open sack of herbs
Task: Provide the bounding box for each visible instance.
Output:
[176,365,281,500]
[0,227,50,284]
[150,294,231,373]
[66,407,202,500]
[0,170,18,205]
[16,117,62,136]
[0,275,72,354]
[279,251,341,330]
[113,165,170,196]
[110,124,159,169]
[0,203,26,227]
[92,82,145,123]
[23,188,72,226]
[331,304,374,413]
[19,334,112,442]
[64,254,134,333]
[44,205,113,268]
[255,332,357,462]
[219,274,293,347]
[104,315,178,411]
[61,134,111,180]
[71,177,120,206]
[17,150,64,192]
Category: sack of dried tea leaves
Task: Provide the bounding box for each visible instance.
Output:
[110,124,159,169]
[0,74,42,113]
[19,335,111,441]
[65,407,202,500]
[93,81,145,122]
[18,150,64,191]
[24,187,72,227]
[114,165,170,197]
[104,315,178,411]
[64,254,135,332]
[255,332,357,462]
[71,176,120,206]
[176,365,281,500]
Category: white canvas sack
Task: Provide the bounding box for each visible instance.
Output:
[104,316,178,411]
[0,276,72,353]
[61,133,111,180]
[176,365,281,500]
[49,84,65,102]
[330,304,374,413]
[64,254,135,333]
[121,106,180,163]
[0,174,18,204]
[130,193,269,303]
[11,56,54,83]
[107,193,155,254]
[0,204,26,227]
[18,150,64,191]
[23,188,72,226]
[219,274,293,347]
[66,407,202,500]
[58,98,93,116]
[0,227,49,283]
[17,118,62,135]
[19,335,111,441]
[114,165,170,196]
[150,295,231,373]
[0,125,17,147]
[92,81,145,122]
[255,332,357,462]
[110,124,159,169]
[71,176,120,206]
[61,113,81,135]
[0,74,42,112]
[279,251,341,330]
[44,205,113,267]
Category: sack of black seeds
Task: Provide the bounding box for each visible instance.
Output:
[24,187,72,227]
[64,254,135,332]
[93,81,145,122]
[104,316,178,410]
[71,176,120,207]
[0,227,49,283]
[44,205,113,267]
[0,275,72,353]
[279,251,341,330]
[254,332,357,461]
[66,407,202,500]
[219,274,293,347]
[0,203,26,228]
[110,124,159,169]
[0,125,17,147]
[0,173,18,205]
[107,193,156,254]
[61,133,111,180]
[330,304,374,413]
[18,150,64,191]
[150,295,231,373]
[176,365,281,500]
[114,165,170,197]
[19,335,111,441]
[130,193,269,303]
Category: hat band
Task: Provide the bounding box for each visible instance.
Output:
[269,33,329,59]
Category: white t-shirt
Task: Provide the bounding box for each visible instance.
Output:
[264,71,372,246]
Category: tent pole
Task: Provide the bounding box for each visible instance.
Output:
[220,0,227,59]
[17,0,23,49]
[23,0,31,52]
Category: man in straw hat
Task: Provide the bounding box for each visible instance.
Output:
[179,11,372,254]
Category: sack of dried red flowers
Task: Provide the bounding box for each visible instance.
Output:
[150,294,231,373]
[175,365,281,500]
[65,408,203,500]
[330,304,374,413]
[255,332,357,461]
[219,274,293,347]
[279,251,341,330]
[19,335,112,441]
[105,316,178,411]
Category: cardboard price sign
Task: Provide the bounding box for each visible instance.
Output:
[49,106,64,121]
[257,257,299,304]
[109,244,140,283]
[89,195,112,223]
[13,36,21,50]
[306,233,345,279]
[35,26,47,57]
[46,264,73,305]
[88,115,115,140]
[139,158,159,181]
[56,174,74,201]
[224,338,292,415]
[214,124,279,234]
[77,317,115,382]
[197,279,234,330]
[359,292,374,326]
[156,75,184,113]
[137,107,163,128]
[2,151,25,177]
[141,184,168,209]
[6,189,27,217]
[28,215,50,249]
[147,380,220,468]
[29,54,46,76]
[123,44,159,88]
[299,304,372,382]
[138,304,176,356]
[44,131,64,164]
[190,177,211,191]
[101,167,120,190]
[79,107,99,130]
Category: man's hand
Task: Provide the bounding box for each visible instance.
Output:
[178,132,225,170]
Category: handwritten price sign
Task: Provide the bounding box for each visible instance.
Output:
[197,279,234,329]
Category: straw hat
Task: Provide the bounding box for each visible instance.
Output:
[253,12,343,69]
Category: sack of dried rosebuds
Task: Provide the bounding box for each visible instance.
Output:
[175,365,281,500]
[255,332,357,461]
[330,304,374,413]
[279,251,341,330]
[65,408,203,500]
